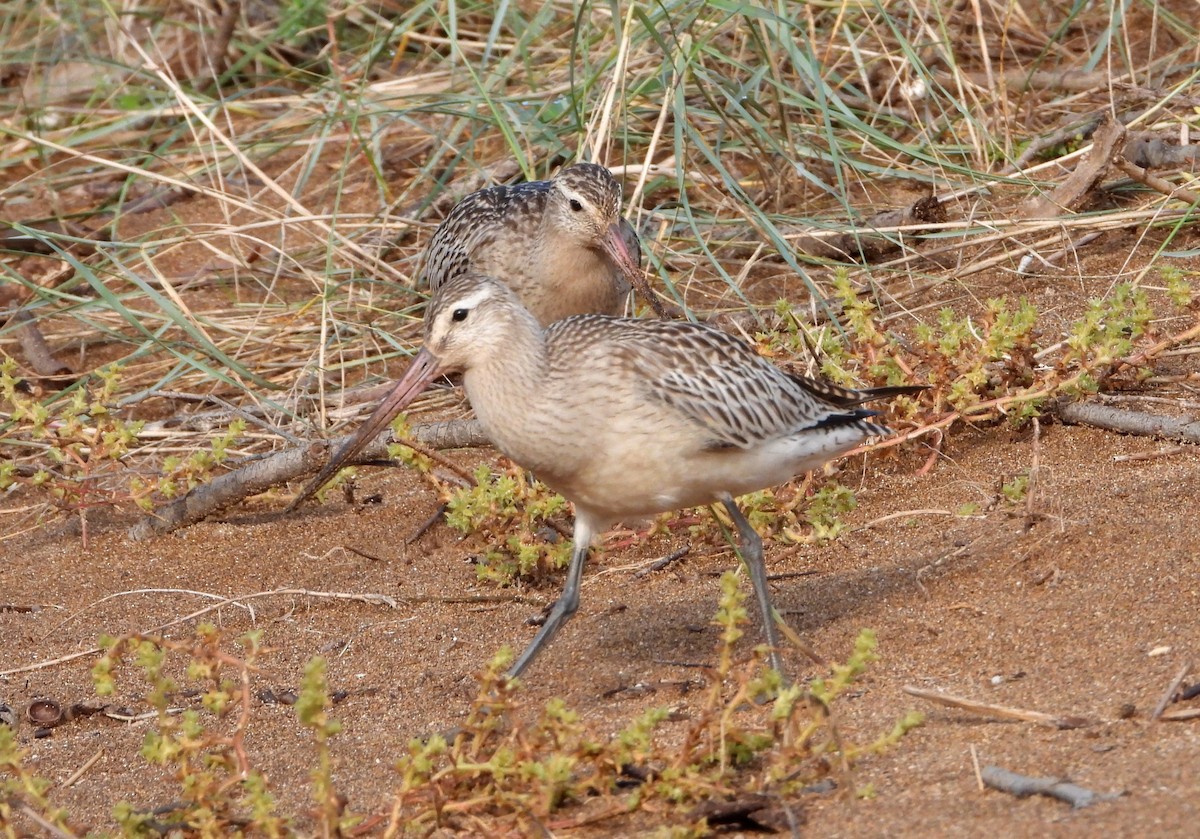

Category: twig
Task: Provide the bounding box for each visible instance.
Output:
[392,436,479,486]
[1113,446,1186,462]
[1016,231,1104,276]
[632,545,690,579]
[1114,156,1200,206]
[1005,113,1103,173]
[396,593,545,607]
[60,748,105,789]
[773,618,827,668]
[1055,402,1200,443]
[42,588,257,639]
[0,588,397,678]
[969,745,984,791]
[126,390,306,444]
[1103,393,1200,411]
[1119,319,1200,370]
[8,308,71,377]
[1026,417,1041,521]
[194,0,240,92]
[980,765,1119,809]
[857,509,955,529]
[406,503,447,544]
[5,799,79,838]
[902,685,1092,729]
[1151,661,1192,722]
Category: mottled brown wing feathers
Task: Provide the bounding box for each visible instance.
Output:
[591,320,854,449]
[420,181,550,289]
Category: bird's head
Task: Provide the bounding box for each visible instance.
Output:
[548,162,640,280]
[423,272,537,372]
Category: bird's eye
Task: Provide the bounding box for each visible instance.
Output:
[451,308,469,322]
[568,198,583,212]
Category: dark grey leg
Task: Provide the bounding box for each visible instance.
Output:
[719,493,786,677]
[506,524,592,679]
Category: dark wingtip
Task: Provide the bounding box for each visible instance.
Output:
[812,407,881,431]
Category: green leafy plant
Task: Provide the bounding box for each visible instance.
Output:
[386,574,921,834]
[1,357,247,539]
[1000,473,1030,505]
[444,463,571,584]
[0,724,73,837]
[93,626,288,837]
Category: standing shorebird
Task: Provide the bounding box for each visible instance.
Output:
[292,273,920,678]
[419,162,667,324]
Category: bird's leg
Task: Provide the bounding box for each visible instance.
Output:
[719,494,787,678]
[506,521,594,679]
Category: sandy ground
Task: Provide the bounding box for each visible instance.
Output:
[4,405,1200,834]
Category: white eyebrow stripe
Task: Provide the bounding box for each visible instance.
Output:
[448,286,495,312]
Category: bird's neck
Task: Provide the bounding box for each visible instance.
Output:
[461,313,550,452]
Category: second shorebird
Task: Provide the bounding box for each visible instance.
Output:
[419,162,666,324]
[293,273,920,678]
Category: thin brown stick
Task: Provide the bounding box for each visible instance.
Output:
[59,748,105,789]
[632,545,691,579]
[1151,661,1192,721]
[1026,417,1041,520]
[195,0,240,92]
[0,588,397,678]
[773,619,826,668]
[42,588,256,639]
[7,799,79,838]
[1113,446,1187,462]
[1120,319,1200,370]
[1114,157,1200,206]
[405,503,447,544]
[397,593,545,607]
[902,684,1092,729]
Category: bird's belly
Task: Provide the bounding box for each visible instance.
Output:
[542,425,873,525]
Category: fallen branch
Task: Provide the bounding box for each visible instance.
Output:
[902,685,1092,729]
[981,765,1119,809]
[1054,402,1200,443]
[128,419,489,539]
[1020,114,1125,219]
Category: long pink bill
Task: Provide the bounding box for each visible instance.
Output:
[288,348,443,511]
[602,222,670,319]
